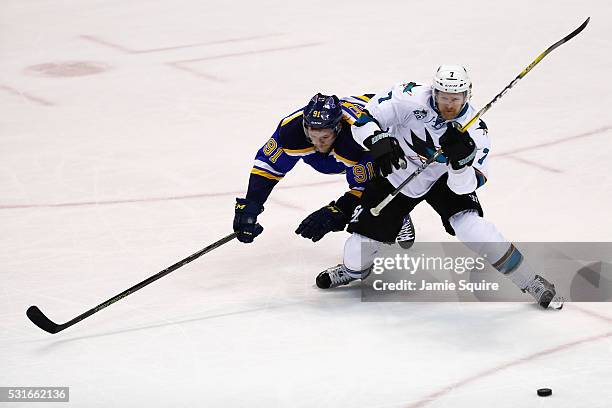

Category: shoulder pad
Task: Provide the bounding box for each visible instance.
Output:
[340,101,367,125]
[330,126,366,166]
[277,111,311,150]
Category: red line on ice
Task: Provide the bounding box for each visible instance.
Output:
[492,125,610,172]
[572,305,612,324]
[496,125,612,157]
[502,155,563,173]
[268,196,307,212]
[6,125,606,210]
[0,180,343,210]
[404,306,612,408]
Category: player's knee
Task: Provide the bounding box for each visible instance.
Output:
[450,209,505,242]
[449,210,480,240]
[343,233,381,272]
[450,210,511,258]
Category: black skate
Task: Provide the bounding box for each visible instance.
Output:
[316,264,356,289]
[396,214,415,249]
[523,275,563,309]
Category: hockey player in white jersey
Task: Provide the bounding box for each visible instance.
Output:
[316,65,560,309]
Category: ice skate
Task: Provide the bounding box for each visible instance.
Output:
[396,214,415,249]
[316,264,356,289]
[523,275,563,309]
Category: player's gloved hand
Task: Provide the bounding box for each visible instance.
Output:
[295,202,348,242]
[233,198,264,243]
[365,130,407,177]
[439,122,477,170]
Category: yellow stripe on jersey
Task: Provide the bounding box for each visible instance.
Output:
[251,168,284,181]
[352,95,371,103]
[281,111,304,127]
[341,101,366,125]
[342,116,356,125]
[348,189,363,198]
[284,146,315,156]
[331,149,358,166]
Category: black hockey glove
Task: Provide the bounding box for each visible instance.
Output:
[439,122,477,170]
[364,130,407,177]
[295,202,348,242]
[233,198,264,243]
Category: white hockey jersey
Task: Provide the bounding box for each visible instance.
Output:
[351,82,490,198]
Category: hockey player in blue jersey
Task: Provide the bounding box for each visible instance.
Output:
[233,93,415,245]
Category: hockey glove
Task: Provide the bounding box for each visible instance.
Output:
[439,122,477,170]
[364,131,407,177]
[233,198,264,243]
[295,202,348,242]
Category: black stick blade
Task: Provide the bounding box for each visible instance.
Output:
[26,306,62,334]
[555,17,590,47]
[571,17,590,39]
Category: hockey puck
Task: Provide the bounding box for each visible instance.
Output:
[537,388,552,397]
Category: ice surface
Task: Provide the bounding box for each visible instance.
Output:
[1,0,612,407]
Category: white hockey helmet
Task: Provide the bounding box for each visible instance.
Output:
[432,65,472,105]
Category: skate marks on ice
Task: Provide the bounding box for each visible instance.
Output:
[0,85,55,107]
[79,33,322,82]
[79,33,284,55]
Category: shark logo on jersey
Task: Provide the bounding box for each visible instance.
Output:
[413,109,427,120]
[476,120,488,135]
[402,82,421,94]
[404,129,447,163]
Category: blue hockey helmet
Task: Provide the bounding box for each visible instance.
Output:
[303,93,343,132]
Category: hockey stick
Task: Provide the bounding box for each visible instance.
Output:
[370,17,590,217]
[26,232,238,334]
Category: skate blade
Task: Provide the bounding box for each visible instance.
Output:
[549,296,565,310]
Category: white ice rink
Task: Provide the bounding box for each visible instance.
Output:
[2,0,612,407]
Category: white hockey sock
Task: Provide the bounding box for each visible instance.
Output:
[449,210,536,289]
[342,233,380,279]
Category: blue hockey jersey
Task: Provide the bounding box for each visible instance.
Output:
[245,95,377,215]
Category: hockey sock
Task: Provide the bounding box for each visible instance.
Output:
[449,210,536,289]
